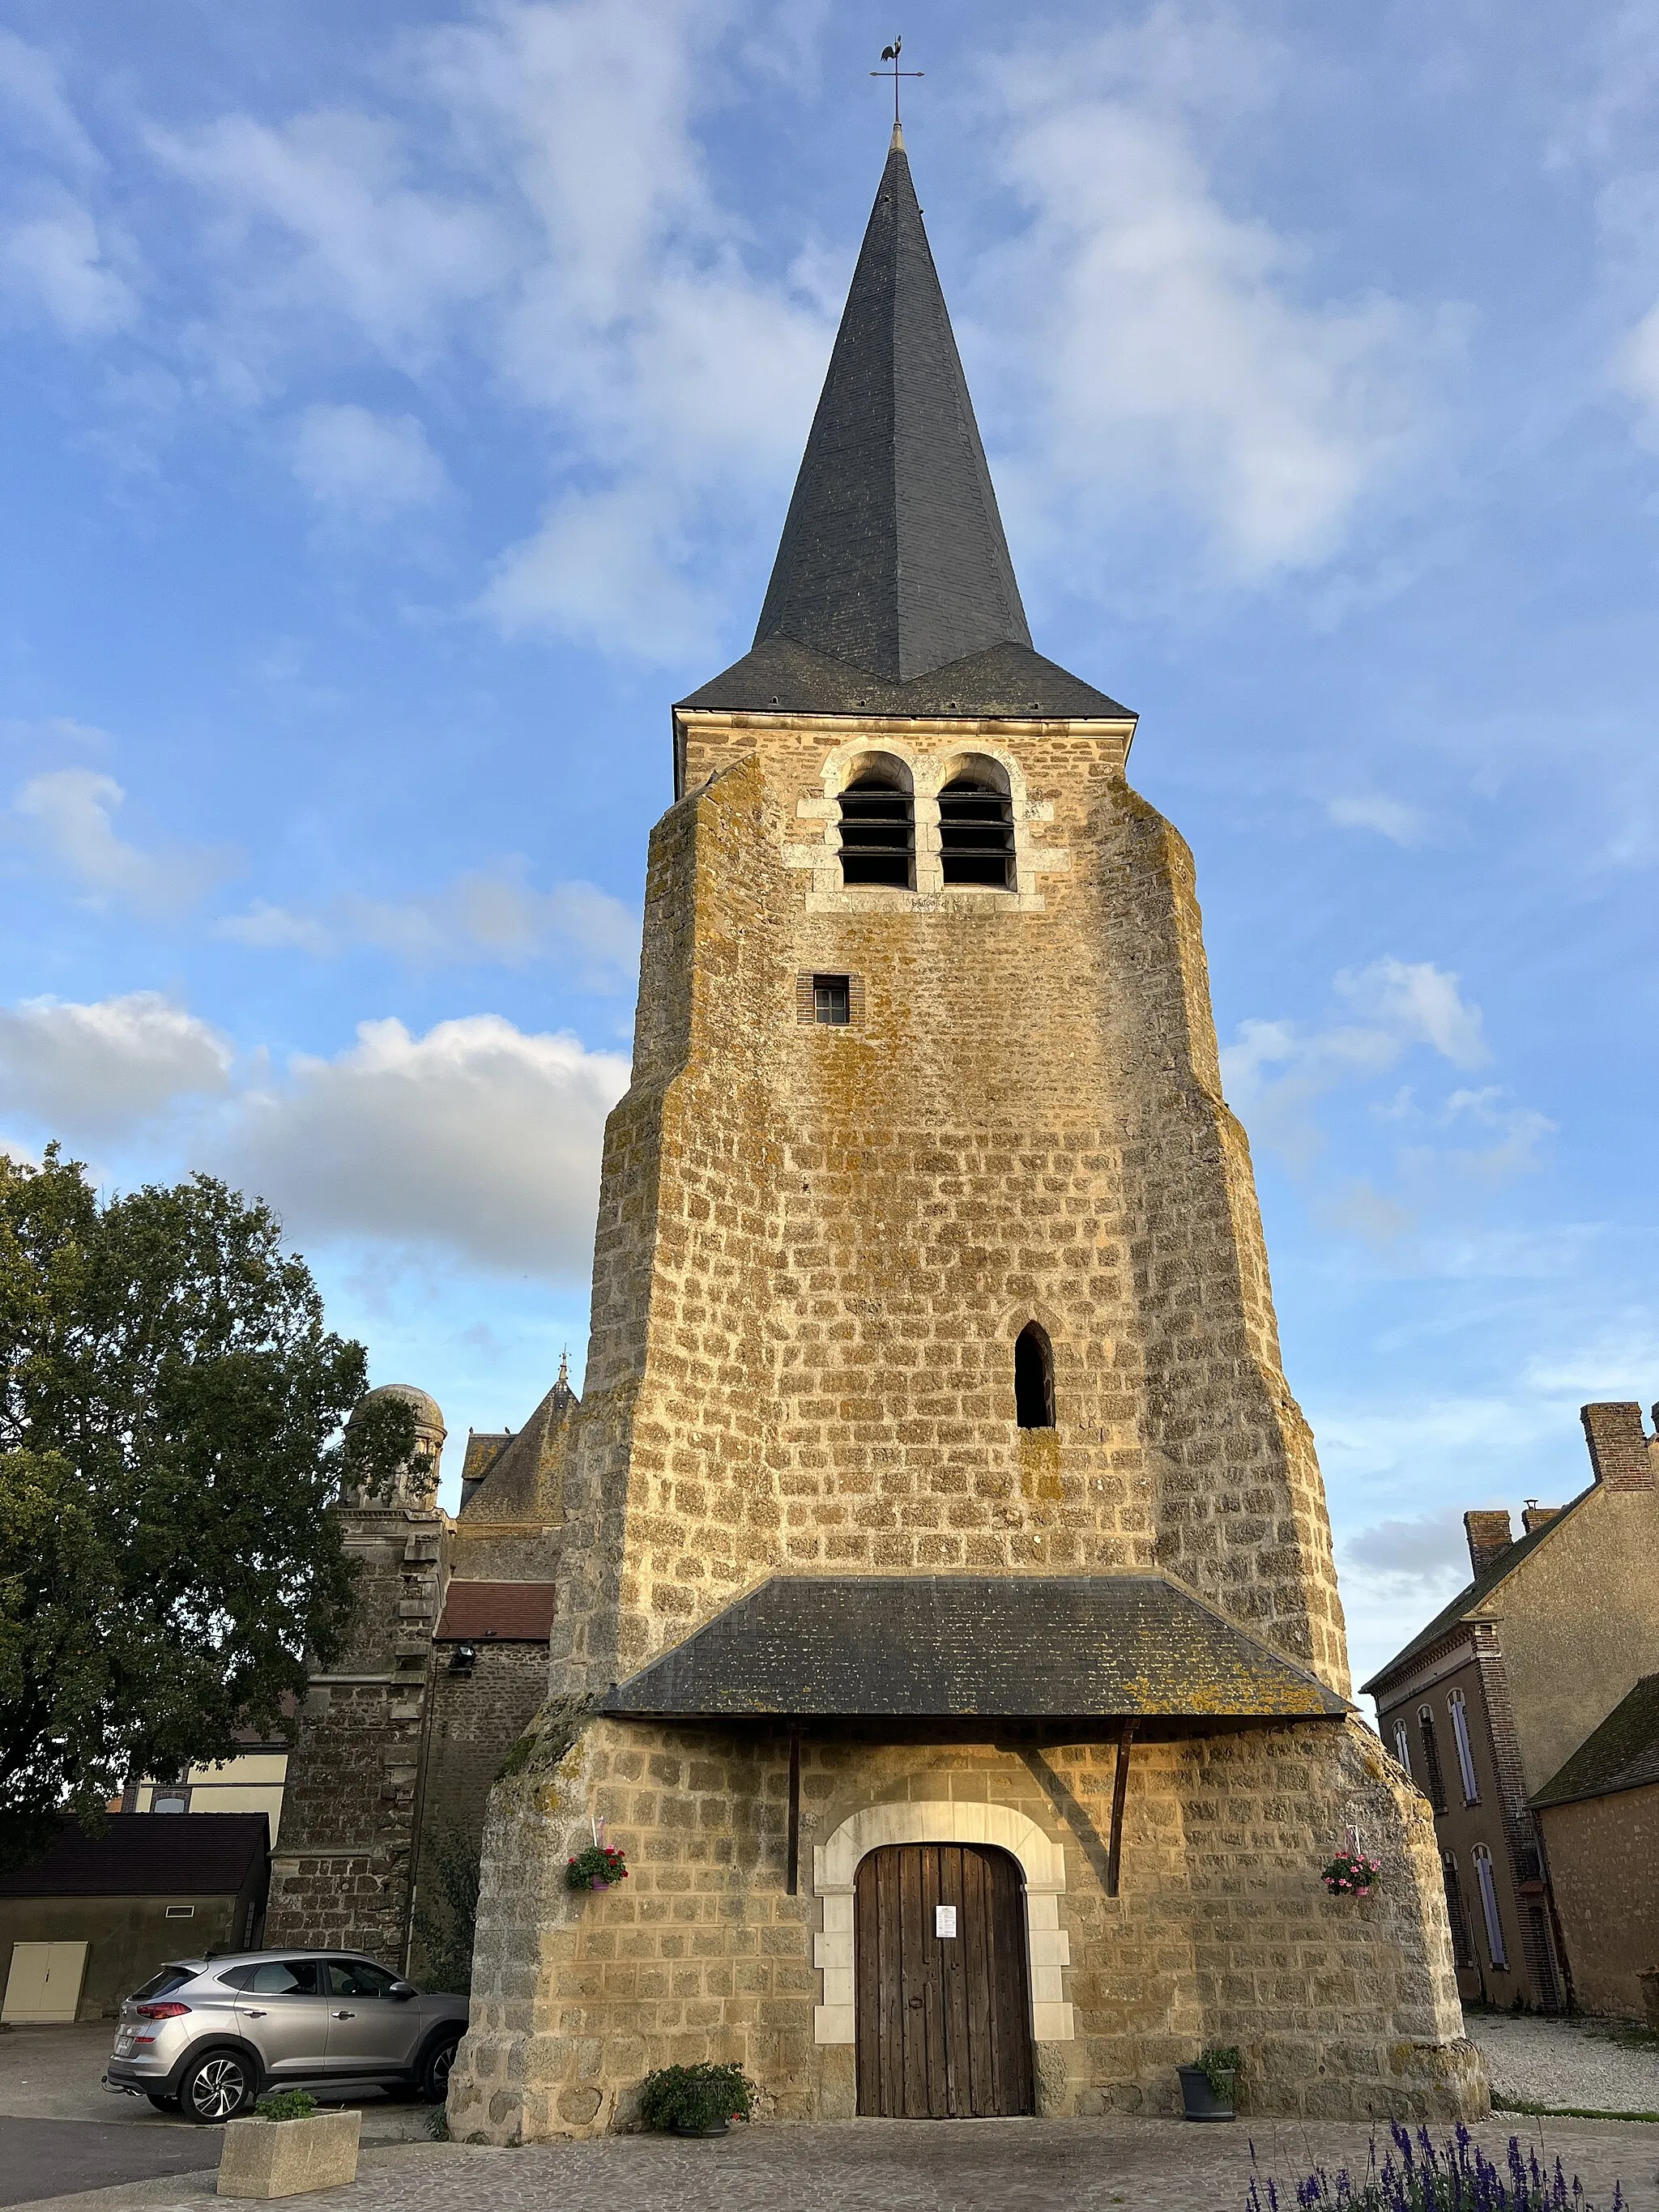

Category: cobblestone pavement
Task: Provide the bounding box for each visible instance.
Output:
[52,2114,1658,2212]
[1469,2011,1659,2115]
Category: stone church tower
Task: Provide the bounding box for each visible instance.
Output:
[452,129,1486,2138]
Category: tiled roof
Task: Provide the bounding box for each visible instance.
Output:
[680,130,1128,724]
[1360,1483,1597,1696]
[432,1579,557,1643]
[0,1813,268,1898]
[599,1574,1348,1722]
[1532,1672,1659,1809]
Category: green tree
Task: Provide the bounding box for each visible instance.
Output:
[0,1146,416,1868]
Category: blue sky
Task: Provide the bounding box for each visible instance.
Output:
[2,0,1658,1693]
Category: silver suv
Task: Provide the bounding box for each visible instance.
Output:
[103,1951,467,2124]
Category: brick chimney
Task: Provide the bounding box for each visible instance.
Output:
[1580,1402,1656,1493]
[1465,1509,1513,1576]
[1521,1502,1561,1534]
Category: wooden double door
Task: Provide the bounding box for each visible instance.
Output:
[855,1843,1034,2118]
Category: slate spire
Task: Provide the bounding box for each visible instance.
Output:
[679,134,1129,725]
[753,124,1031,684]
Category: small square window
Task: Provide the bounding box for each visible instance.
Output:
[813,974,850,1025]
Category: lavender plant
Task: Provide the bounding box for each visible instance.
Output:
[1244,2123,1623,2211]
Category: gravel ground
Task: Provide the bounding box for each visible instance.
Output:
[27,2115,1656,2212]
[1469,2010,1659,2114]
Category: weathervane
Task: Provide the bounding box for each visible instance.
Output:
[871,36,923,129]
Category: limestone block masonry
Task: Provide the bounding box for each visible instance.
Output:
[449,708,1486,2140]
[454,126,1482,2137]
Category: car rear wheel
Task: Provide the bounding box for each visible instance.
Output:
[178,2048,256,2124]
[419,2033,460,2103]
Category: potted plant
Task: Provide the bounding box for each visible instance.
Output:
[638,2062,755,2138]
[1176,2045,1239,2122]
[566,1841,629,1891]
[217,2089,363,2200]
[1321,1848,1382,1898]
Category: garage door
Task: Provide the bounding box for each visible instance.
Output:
[2,1941,89,2022]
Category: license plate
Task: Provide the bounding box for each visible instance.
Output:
[113,2034,136,2056]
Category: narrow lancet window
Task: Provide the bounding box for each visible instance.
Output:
[1014,1323,1055,1430]
[838,764,914,888]
[939,769,1014,889]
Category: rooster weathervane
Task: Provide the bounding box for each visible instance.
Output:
[871,36,923,128]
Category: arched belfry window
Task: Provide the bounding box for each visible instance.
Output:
[1014,1323,1055,1430]
[939,762,1014,889]
[838,760,914,889]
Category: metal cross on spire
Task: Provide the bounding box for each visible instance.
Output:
[870,36,923,129]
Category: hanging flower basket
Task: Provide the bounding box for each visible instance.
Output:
[1320,1848,1381,1898]
[567,1843,629,1892]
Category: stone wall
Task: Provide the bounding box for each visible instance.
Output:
[264,1504,445,1959]
[466,706,1474,2133]
[547,715,1348,1710]
[1537,1782,1659,2019]
[450,1713,1482,2142]
[409,1643,549,1983]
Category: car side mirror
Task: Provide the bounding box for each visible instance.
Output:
[389,1980,417,2001]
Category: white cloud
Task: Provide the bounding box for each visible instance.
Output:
[146,108,510,365]
[215,901,335,955]
[292,403,449,526]
[227,1013,629,1277]
[1342,1509,1469,1594]
[147,0,831,659]
[0,31,100,170]
[0,992,232,1133]
[1333,957,1487,1069]
[11,768,231,914]
[0,194,135,339]
[1328,795,1426,846]
[1221,957,1489,1170]
[977,27,1456,586]
[215,863,638,988]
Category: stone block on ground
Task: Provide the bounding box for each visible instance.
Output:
[216,2109,360,2199]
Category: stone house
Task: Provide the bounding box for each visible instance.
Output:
[448,126,1482,2140]
[1531,1673,1659,2022]
[262,1376,569,1977]
[1364,1401,1659,2015]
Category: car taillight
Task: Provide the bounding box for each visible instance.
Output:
[134,2002,190,2020]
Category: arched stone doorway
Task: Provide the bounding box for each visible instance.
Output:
[855,1843,1034,2117]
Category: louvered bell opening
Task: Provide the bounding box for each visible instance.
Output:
[838,774,914,889]
[939,776,1014,889]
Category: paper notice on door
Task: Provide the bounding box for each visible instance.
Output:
[935,1905,957,1938]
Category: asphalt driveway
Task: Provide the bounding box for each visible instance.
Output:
[0,2115,215,2207]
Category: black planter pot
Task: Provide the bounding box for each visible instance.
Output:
[1176,2065,1236,2122]
[670,2121,730,2137]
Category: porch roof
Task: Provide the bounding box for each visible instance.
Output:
[597,1574,1348,1724]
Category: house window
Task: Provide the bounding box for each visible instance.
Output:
[1014,1323,1055,1430]
[939,766,1014,889]
[813,974,850,1025]
[1473,1843,1508,1969]
[838,761,914,888]
[1448,1688,1480,1805]
[1391,1721,1412,1778]
[1440,1853,1476,1968]
[151,1785,191,1813]
[1417,1707,1448,1813]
